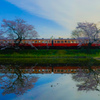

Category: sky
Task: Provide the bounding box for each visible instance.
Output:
[1,0,100,38]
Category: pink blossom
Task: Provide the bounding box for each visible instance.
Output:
[0,18,38,49]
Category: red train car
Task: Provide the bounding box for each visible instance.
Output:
[0,38,100,48]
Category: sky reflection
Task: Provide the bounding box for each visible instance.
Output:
[0,65,100,100]
[13,74,100,100]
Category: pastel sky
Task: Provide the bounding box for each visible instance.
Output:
[1,0,100,38]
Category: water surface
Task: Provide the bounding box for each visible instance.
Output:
[0,65,100,100]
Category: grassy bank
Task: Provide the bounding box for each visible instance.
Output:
[0,49,100,58]
[0,49,100,66]
[0,57,100,66]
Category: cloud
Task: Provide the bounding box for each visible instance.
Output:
[6,0,100,36]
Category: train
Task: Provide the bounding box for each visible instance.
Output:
[0,38,100,49]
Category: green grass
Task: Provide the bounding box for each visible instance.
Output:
[0,49,100,58]
[0,49,100,65]
[0,57,100,66]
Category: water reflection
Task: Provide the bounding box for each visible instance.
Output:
[0,65,100,97]
[0,66,84,74]
[0,65,39,96]
[0,65,100,74]
[72,66,100,92]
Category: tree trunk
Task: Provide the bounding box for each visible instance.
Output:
[87,43,92,53]
[14,38,22,50]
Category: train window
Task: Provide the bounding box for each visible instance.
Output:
[39,41,41,43]
[35,41,37,43]
[75,41,77,43]
[71,69,74,72]
[65,41,67,43]
[74,69,76,72]
[57,41,60,43]
[42,41,44,43]
[32,41,34,43]
[55,41,56,43]
[25,41,27,43]
[61,41,63,43]
[46,69,48,72]
[32,69,34,71]
[57,70,60,72]
[61,70,63,72]
[65,70,67,72]
[71,41,74,43]
[38,70,41,72]
[46,41,48,43]
[68,69,70,72]
[42,69,44,72]
[35,69,37,72]
[68,41,70,43]
[49,41,50,43]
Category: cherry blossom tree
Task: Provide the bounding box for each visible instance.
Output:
[0,18,38,49]
[71,22,100,48]
[72,66,100,92]
[0,65,39,95]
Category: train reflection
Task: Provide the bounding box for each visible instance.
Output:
[0,66,100,74]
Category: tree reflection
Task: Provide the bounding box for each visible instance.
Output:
[0,65,39,95]
[72,66,100,92]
